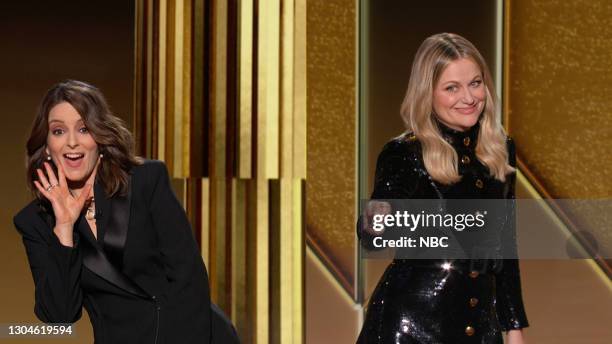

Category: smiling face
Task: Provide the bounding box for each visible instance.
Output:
[432,58,486,132]
[45,102,99,185]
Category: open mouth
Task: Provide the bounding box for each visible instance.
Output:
[63,153,85,168]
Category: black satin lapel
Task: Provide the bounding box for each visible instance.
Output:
[77,217,148,298]
[93,181,111,243]
[102,175,132,270]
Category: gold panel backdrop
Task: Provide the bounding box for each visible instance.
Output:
[306,0,358,296]
[134,1,306,343]
[505,0,612,267]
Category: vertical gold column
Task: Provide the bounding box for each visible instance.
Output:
[172,0,184,177]
[157,0,193,177]
[257,0,280,179]
[278,180,302,343]
[200,178,210,263]
[293,0,307,180]
[278,0,304,343]
[210,178,227,306]
[210,0,229,309]
[132,1,145,151]
[237,0,253,179]
[231,179,247,335]
[212,0,227,178]
[181,0,192,176]
[165,0,176,170]
[291,179,304,341]
[292,2,307,336]
[192,0,206,176]
[254,1,279,342]
[144,0,155,158]
[255,178,269,343]
[279,2,295,341]
[158,0,167,161]
[280,0,294,177]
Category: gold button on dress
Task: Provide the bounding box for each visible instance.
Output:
[469,297,479,307]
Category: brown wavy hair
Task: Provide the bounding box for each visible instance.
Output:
[26,80,142,199]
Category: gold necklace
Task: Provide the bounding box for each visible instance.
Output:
[85,198,96,221]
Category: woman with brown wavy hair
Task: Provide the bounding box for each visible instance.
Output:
[357,33,529,343]
[14,80,238,344]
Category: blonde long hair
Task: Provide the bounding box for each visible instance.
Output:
[400,33,514,185]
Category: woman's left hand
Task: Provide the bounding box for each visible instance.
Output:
[507,329,526,344]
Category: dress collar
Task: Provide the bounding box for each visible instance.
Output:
[434,117,480,150]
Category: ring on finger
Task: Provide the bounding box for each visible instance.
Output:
[45,183,58,191]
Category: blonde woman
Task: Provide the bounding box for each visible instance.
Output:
[357,33,528,343]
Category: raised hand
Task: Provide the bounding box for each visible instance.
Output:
[362,200,392,235]
[34,158,100,246]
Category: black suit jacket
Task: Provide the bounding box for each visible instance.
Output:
[14,160,238,344]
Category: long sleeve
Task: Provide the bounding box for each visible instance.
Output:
[370,140,422,200]
[357,139,423,248]
[13,212,83,324]
[495,138,529,330]
[148,161,212,342]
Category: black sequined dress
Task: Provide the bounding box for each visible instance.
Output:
[357,121,529,343]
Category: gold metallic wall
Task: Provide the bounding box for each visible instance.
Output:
[306,0,358,296]
[134,1,306,343]
[505,0,612,271]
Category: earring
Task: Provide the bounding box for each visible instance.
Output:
[99,153,104,158]
[46,155,52,161]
